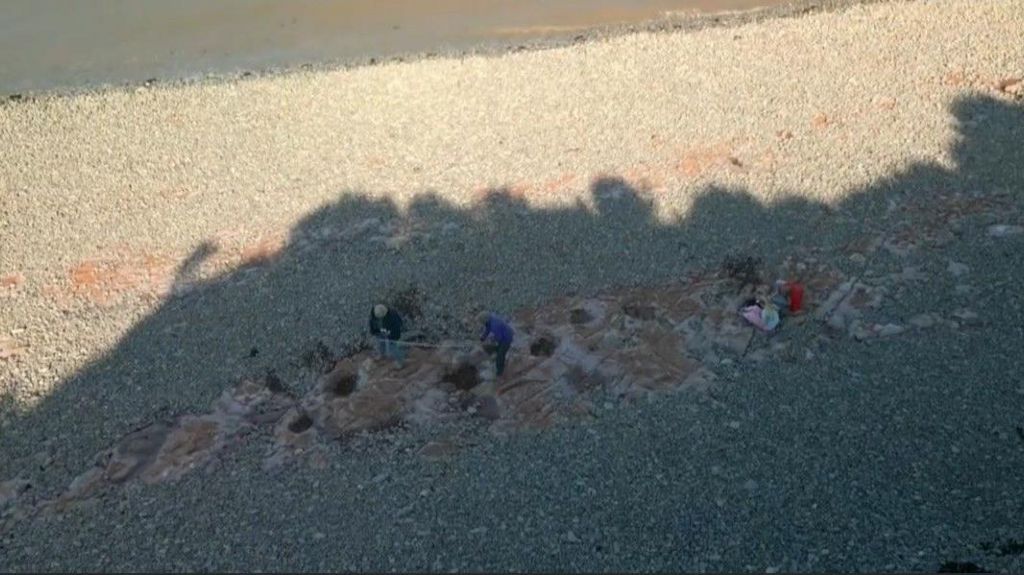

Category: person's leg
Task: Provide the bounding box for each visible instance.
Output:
[393,340,405,368]
[377,336,386,357]
[496,341,510,377]
[771,294,789,317]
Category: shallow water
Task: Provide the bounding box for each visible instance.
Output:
[0,0,784,95]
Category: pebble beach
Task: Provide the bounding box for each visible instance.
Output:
[1,0,1023,571]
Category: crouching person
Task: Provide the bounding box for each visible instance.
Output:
[478,311,514,378]
[369,303,405,367]
[772,279,805,316]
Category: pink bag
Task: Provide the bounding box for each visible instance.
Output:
[741,305,770,331]
[741,304,779,332]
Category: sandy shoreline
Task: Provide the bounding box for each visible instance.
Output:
[2,0,882,101]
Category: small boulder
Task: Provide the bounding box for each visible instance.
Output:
[996,77,1023,95]
[475,396,501,421]
[849,321,874,341]
[141,417,221,484]
[0,337,26,360]
[875,323,905,337]
[946,261,970,277]
[0,478,31,509]
[987,224,1023,237]
[0,273,25,289]
[952,309,981,325]
[104,422,172,483]
[954,284,975,296]
[909,313,937,329]
[826,313,847,332]
[63,468,105,501]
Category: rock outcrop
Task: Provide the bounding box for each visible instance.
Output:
[8,187,1009,519]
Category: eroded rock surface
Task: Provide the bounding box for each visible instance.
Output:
[6,204,1005,518]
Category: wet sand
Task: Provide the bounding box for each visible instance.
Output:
[2,0,794,95]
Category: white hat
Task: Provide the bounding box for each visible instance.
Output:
[373,304,388,318]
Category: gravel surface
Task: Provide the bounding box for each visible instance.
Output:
[2,0,1023,571]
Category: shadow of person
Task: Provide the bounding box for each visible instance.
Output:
[2,94,1020,497]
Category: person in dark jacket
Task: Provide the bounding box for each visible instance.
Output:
[478,312,514,378]
[369,304,404,367]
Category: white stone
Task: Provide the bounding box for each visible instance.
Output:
[909,314,936,329]
[987,224,1023,237]
[876,323,905,337]
[952,309,980,324]
[826,313,847,332]
[849,320,873,341]
[946,261,970,277]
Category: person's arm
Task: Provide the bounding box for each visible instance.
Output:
[480,317,491,342]
[389,312,402,339]
[500,320,513,345]
[369,311,379,336]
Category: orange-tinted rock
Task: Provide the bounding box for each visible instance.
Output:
[35,261,865,513]
[995,77,1022,95]
[942,71,972,87]
[676,143,735,178]
[69,261,103,287]
[103,422,172,483]
[0,337,26,360]
[239,235,285,267]
[875,97,898,110]
[42,375,299,510]
[64,253,176,305]
[141,416,220,484]
[0,273,25,289]
[534,172,577,199]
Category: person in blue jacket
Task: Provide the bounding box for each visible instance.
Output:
[478,311,514,377]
